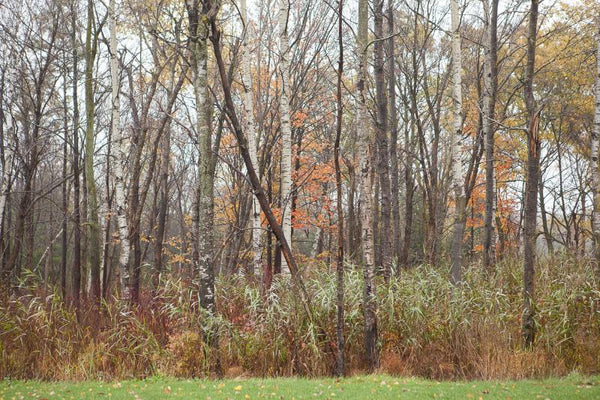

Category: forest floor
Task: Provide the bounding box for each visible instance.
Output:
[1,374,599,399]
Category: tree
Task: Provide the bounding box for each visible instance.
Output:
[277,0,293,275]
[482,0,499,270]
[70,0,82,307]
[240,0,263,281]
[186,0,217,315]
[522,0,540,348]
[357,0,378,371]
[373,0,393,280]
[109,0,131,300]
[450,0,466,285]
[334,0,345,376]
[592,15,600,275]
[387,0,401,270]
[84,0,102,302]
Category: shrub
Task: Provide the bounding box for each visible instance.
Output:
[0,255,598,380]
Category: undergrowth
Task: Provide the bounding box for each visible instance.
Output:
[0,255,598,380]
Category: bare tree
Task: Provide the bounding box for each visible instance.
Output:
[522,0,540,348]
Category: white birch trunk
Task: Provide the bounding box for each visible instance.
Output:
[592,18,600,267]
[109,0,131,300]
[241,0,262,278]
[278,0,293,274]
[449,0,465,284]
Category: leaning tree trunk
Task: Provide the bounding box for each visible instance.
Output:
[522,0,540,349]
[592,16,600,276]
[482,0,498,271]
[84,0,102,302]
[358,0,378,371]
[209,16,319,329]
[278,0,293,275]
[240,0,263,281]
[109,0,132,300]
[449,0,465,285]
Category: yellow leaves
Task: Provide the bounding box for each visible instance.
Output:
[234,385,242,391]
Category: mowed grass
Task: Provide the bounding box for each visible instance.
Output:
[1,374,599,400]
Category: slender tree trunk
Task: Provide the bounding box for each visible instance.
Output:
[70,0,82,308]
[61,66,69,300]
[592,17,600,276]
[373,0,392,281]
[240,0,263,281]
[539,175,553,253]
[109,0,132,300]
[387,0,401,270]
[154,129,170,289]
[84,0,101,303]
[522,0,540,348]
[450,0,465,285]
[334,0,345,376]
[278,0,293,275]
[187,2,217,359]
[358,0,378,371]
[482,0,498,270]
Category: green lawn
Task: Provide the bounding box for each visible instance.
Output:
[1,374,599,399]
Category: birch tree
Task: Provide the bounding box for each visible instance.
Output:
[240,0,262,280]
[592,16,600,275]
[449,0,465,285]
[278,0,293,275]
[109,0,131,300]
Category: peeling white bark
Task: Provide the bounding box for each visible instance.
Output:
[278,0,293,274]
[109,0,131,300]
[450,0,465,284]
[592,18,600,266]
[241,0,262,278]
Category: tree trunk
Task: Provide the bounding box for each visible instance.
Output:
[84,0,101,303]
[187,1,217,348]
[522,0,540,349]
[449,0,465,285]
[592,16,600,276]
[278,0,293,275]
[358,0,378,371]
[61,66,69,300]
[241,0,263,281]
[334,0,345,376]
[70,0,82,308]
[387,0,401,270]
[373,0,392,281]
[109,0,132,300]
[482,0,498,270]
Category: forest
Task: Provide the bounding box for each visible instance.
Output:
[0,0,599,389]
